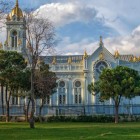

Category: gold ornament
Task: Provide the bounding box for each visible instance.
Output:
[52,57,57,65]
[18,39,22,46]
[25,58,28,64]
[68,57,72,64]
[133,56,137,62]
[137,56,140,62]
[99,52,104,60]
[27,43,33,52]
[8,0,23,21]
[83,50,88,59]
[114,50,119,59]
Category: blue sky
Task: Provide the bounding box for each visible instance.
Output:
[7,0,140,55]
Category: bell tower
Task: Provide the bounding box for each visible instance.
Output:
[4,0,26,53]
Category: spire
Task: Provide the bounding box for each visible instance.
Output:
[7,0,23,21]
[99,36,104,47]
[16,0,19,7]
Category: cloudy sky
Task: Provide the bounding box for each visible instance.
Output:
[5,0,140,55]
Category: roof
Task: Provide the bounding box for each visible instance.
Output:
[43,55,83,64]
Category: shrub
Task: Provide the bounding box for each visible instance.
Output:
[46,115,114,123]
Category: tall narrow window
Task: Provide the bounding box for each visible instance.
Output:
[12,96,18,105]
[44,95,50,105]
[58,81,66,105]
[74,81,82,104]
[12,31,18,48]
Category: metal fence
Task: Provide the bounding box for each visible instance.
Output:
[0,104,140,116]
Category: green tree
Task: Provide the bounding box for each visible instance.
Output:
[0,50,27,122]
[88,66,140,123]
[34,62,57,122]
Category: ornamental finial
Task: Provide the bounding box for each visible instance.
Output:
[83,49,88,59]
[99,52,104,60]
[16,0,19,7]
[99,36,104,47]
[68,57,72,64]
[114,50,119,59]
[52,57,57,65]
[133,56,137,62]
[137,56,140,62]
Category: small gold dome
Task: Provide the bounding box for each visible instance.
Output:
[7,0,23,21]
[114,50,119,58]
[83,50,88,59]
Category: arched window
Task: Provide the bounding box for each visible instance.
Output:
[58,81,66,105]
[74,81,82,104]
[12,30,18,48]
[94,61,108,104]
[95,61,108,74]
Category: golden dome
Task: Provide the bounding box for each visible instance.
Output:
[7,0,23,21]
[114,50,119,59]
[83,50,88,59]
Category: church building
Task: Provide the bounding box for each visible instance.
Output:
[1,0,140,116]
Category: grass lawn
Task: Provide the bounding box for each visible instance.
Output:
[0,122,140,140]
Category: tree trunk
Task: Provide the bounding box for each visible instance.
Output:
[39,104,43,123]
[29,98,35,128]
[29,65,35,128]
[5,87,10,122]
[6,101,9,122]
[26,99,31,122]
[1,85,4,115]
[115,103,119,123]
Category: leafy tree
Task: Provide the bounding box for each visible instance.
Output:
[0,50,27,122]
[88,66,140,123]
[34,62,57,122]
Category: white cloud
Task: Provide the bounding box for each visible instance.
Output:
[35,2,98,27]
[104,26,140,56]
[34,0,140,35]
[56,25,140,56]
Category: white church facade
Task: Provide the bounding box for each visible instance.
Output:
[0,0,140,116]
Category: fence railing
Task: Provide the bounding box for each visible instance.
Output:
[0,104,140,116]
